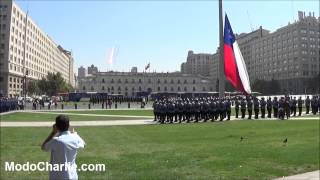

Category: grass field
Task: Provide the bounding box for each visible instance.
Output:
[1,120,319,179]
[0,112,152,122]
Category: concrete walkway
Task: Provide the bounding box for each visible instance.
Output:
[1,114,318,127]
[274,170,319,180]
[0,119,156,127]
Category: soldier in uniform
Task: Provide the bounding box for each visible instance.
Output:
[305,96,310,114]
[298,96,303,116]
[284,96,290,119]
[240,98,246,119]
[177,100,184,123]
[253,97,259,119]
[311,96,317,115]
[152,101,158,121]
[272,97,279,118]
[260,97,266,118]
[292,97,297,116]
[247,97,253,119]
[219,99,226,121]
[267,97,272,118]
[209,99,216,121]
[235,97,240,118]
[278,97,285,120]
[226,98,231,120]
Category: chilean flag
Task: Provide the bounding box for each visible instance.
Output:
[224,14,251,95]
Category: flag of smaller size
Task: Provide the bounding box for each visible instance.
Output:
[145,63,150,70]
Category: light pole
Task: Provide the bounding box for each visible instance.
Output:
[23,70,28,109]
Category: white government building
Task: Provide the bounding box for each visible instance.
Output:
[78,71,215,97]
[0,0,75,97]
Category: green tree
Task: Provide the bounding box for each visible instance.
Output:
[27,80,39,95]
[37,72,72,96]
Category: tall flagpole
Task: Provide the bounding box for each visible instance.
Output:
[218,0,225,98]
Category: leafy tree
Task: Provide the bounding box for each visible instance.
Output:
[26,80,39,95]
[37,72,73,96]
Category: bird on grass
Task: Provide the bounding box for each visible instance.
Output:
[283,138,288,145]
[240,136,244,142]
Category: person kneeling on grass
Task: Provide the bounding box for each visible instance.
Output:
[41,115,85,180]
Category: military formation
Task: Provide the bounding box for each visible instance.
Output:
[152,95,320,124]
[0,97,21,113]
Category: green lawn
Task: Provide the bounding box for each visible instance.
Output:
[1,120,319,179]
[0,112,151,122]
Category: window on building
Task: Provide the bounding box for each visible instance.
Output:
[102,79,105,83]
[164,87,167,91]
[193,87,196,91]
[157,87,160,91]
[102,86,105,90]
[170,79,174,84]
[184,80,187,84]
[177,80,181,84]
[139,86,142,91]
[111,79,114,83]
[178,87,181,91]
[184,87,187,91]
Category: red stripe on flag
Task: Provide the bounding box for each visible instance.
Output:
[224,44,245,93]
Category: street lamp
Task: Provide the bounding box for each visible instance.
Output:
[23,70,28,109]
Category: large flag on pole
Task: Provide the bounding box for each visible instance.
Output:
[224,14,251,95]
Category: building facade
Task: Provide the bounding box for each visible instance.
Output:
[78,72,214,97]
[0,0,75,97]
[78,66,86,78]
[87,64,98,75]
[181,50,213,77]
[207,11,320,94]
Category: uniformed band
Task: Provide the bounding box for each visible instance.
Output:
[152,95,320,124]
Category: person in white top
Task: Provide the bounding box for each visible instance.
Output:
[41,115,85,180]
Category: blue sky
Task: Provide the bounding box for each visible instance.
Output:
[16,0,319,74]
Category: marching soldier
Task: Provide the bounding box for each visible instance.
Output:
[267,97,272,118]
[235,97,240,118]
[298,97,303,116]
[253,97,259,119]
[226,99,231,120]
[260,97,266,118]
[305,96,310,114]
[272,97,279,118]
[284,96,290,119]
[278,97,285,120]
[292,97,297,116]
[247,97,253,119]
[311,96,317,115]
[240,98,246,119]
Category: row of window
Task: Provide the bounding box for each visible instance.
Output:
[82,86,209,92]
[96,78,198,84]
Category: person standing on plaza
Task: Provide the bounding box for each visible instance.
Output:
[298,96,303,116]
[41,115,85,180]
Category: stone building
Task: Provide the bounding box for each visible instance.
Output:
[0,0,75,97]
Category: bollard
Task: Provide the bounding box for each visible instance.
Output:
[88,103,91,109]
[115,103,117,109]
[128,102,130,109]
[75,103,78,109]
[61,104,64,110]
